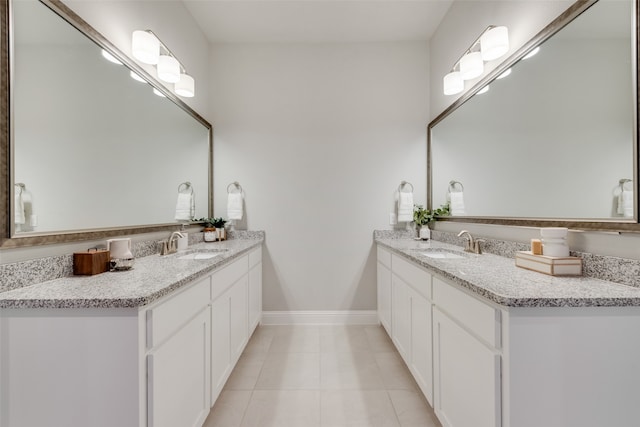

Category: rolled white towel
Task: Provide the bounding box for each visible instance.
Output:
[175,192,194,221]
[397,191,413,223]
[14,191,25,225]
[227,192,244,220]
[450,192,466,216]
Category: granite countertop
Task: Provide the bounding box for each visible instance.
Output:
[0,237,264,309]
[376,238,640,308]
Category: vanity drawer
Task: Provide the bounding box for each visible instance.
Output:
[377,246,392,269]
[212,255,248,300]
[433,277,500,348]
[392,254,432,300]
[249,247,262,269]
[147,276,211,349]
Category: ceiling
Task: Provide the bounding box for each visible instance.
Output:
[182,0,454,44]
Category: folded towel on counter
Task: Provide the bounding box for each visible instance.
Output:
[397,191,414,222]
[449,191,466,216]
[175,192,194,221]
[14,191,25,225]
[227,192,244,220]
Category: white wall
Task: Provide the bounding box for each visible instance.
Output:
[210,42,429,311]
[64,0,211,118]
[429,0,640,261]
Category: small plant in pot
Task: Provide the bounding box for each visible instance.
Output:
[413,204,450,240]
[212,217,228,241]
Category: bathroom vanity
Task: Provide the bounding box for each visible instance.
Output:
[0,237,263,427]
[376,237,640,427]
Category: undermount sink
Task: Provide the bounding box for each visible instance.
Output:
[419,249,467,260]
[175,249,227,260]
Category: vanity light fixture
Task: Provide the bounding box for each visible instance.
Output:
[477,85,490,95]
[443,25,510,95]
[131,30,195,97]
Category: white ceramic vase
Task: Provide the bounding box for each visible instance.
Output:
[419,225,431,240]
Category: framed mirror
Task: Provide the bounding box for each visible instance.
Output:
[428,0,639,231]
[1,0,213,248]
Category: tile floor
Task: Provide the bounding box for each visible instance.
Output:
[203,324,442,427]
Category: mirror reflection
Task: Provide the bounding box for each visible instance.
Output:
[12,0,210,234]
[430,0,635,220]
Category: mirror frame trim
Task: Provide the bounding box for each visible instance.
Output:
[0,0,214,248]
[427,0,640,232]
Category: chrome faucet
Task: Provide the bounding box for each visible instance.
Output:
[457,230,485,254]
[160,231,184,255]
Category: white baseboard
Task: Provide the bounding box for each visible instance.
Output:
[261,310,379,325]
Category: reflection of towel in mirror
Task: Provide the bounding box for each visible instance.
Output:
[227,192,244,220]
[619,190,633,218]
[175,192,194,221]
[14,191,25,224]
[397,192,414,222]
[450,192,466,216]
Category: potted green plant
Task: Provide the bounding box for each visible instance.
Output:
[413,203,450,240]
[212,217,228,241]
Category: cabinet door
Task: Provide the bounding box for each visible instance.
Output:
[211,290,231,405]
[409,287,433,405]
[377,261,392,334]
[433,308,501,427]
[392,275,411,362]
[248,262,262,334]
[230,275,249,363]
[148,308,211,427]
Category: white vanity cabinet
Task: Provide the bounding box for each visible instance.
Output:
[0,244,263,427]
[387,252,434,405]
[146,277,212,427]
[376,246,392,334]
[210,254,250,405]
[432,277,501,427]
[377,242,640,427]
[248,246,263,332]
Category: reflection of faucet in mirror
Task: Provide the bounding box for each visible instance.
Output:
[457,230,485,254]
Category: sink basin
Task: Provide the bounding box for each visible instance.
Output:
[175,249,227,260]
[419,249,467,260]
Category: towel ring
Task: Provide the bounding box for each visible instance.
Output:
[398,181,413,193]
[448,180,464,193]
[178,182,193,194]
[14,183,25,195]
[620,179,633,192]
[227,181,244,195]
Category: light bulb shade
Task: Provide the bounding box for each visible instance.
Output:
[460,52,484,80]
[153,88,166,97]
[481,26,509,61]
[477,85,490,95]
[157,55,180,83]
[132,30,160,65]
[175,74,195,97]
[443,71,464,95]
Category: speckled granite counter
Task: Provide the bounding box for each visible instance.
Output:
[0,237,263,309]
[376,237,640,308]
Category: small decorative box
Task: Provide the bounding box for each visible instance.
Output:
[73,249,110,276]
[515,251,582,276]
